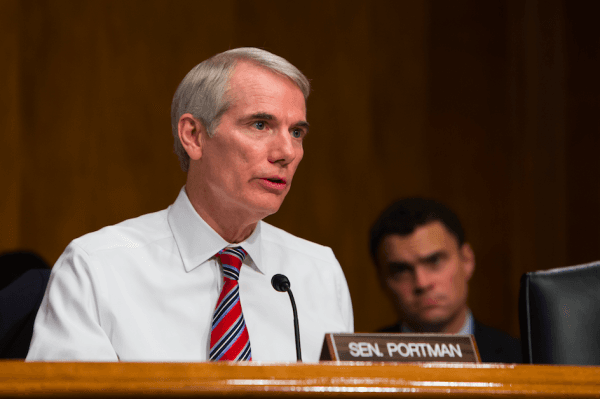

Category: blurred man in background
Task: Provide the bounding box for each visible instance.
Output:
[369,198,521,363]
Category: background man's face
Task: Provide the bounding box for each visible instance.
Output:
[377,221,474,332]
[198,61,307,221]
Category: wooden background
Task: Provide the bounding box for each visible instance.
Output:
[1,0,599,337]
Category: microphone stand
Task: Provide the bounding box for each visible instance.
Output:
[286,288,301,361]
[271,274,302,362]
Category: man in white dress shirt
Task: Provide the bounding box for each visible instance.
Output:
[27,48,353,362]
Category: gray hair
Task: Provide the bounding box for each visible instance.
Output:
[171,47,311,172]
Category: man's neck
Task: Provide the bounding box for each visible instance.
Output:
[184,185,259,244]
[403,307,471,334]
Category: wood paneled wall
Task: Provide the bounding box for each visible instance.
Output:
[1,0,599,336]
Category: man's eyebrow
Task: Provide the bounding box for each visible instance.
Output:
[294,120,310,131]
[418,250,445,264]
[250,112,274,120]
[388,261,412,269]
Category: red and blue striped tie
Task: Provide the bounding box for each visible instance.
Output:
[209,247,252,361]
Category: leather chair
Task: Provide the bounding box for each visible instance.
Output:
[519,261,600,365]
[0,252,51,359]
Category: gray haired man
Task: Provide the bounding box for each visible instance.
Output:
[27,48,353,362]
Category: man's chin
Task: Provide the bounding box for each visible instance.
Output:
[252,188,288,206]
[246,200,284,220]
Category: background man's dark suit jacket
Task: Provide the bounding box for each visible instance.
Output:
[378,319,522,363]
[0,268,51,358]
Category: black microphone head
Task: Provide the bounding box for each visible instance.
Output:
[271,274,290,292]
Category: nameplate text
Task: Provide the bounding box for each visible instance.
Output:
[320,333,480,363]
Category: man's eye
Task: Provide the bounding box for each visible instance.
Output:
[291,129,303,138]
[254,121,266,130]
[426,255,443,269]
[388,264,410,276]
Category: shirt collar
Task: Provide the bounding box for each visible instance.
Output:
[457,309,474,335]
[167,187,264,274]
[400,309,474,335]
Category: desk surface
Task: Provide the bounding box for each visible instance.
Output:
[1,361,599,398]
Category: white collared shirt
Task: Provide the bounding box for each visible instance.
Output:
[27,188,353,362]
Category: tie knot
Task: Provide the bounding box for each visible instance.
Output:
[217,247,247,280]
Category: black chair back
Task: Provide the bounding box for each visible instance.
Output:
[519,261,600,365]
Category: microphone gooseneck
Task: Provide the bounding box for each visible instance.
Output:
[271,274,302,362]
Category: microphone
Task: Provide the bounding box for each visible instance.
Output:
[271,274,301,362]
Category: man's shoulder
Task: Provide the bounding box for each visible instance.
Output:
[260,221,336,263]
[376,322,401,333]
[473,319,518,343]
[72,207,172,255]
[473,319,522,363]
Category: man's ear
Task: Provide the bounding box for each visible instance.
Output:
[460,242,475,281]
[178,113,205,161]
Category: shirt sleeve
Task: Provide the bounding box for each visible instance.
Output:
[26,242,118,361]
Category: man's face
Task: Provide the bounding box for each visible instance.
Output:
[377,221,475,332]
[198,61,307,221]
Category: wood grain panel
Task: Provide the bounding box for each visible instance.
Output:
[0,0,21,254]
[563,1,600,266]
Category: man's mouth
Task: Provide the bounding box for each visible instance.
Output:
[259,177,287,190]
[420,297,441,307]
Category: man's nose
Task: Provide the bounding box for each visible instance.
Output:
[414,267,433,292]
[268,130,297,165]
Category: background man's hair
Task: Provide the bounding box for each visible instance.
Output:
[170,47,311,172]
[369,197,465,266]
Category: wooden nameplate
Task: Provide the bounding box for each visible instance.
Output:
[320,333,481,363]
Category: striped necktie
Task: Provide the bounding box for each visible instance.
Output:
[209,247,252,361]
